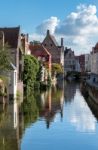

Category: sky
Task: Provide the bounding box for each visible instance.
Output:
[0,0,98,54]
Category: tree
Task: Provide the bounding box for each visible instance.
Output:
[23,55,39,92]
[0,42,11,71]
[52,63,63,76]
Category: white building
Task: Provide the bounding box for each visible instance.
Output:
[9,63,17,100]
[87,43,98,84]
[85,54,91,72]
[64,48,80,73]
[75,57,80,72]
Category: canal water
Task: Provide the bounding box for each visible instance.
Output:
[0,81,98,150]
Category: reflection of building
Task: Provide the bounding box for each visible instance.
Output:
[39,85,64,128]
[65,85,96,132]
[80,83,98,120]
[64,81,77,103]
[0,101,20,150]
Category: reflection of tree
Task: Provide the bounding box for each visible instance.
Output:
[0,138,19,150]
[22,94,39,128]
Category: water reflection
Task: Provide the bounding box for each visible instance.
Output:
[0,99,19,150]
[80,83,98,120]
[22,94,39,128]
[35,85,64,128]
[0,81,98,150]
[64,81,77,103]
[64,87,96,132]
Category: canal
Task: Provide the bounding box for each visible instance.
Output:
[0,81,98,150]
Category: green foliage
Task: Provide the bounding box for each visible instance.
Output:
[36,62,42,81]
[0,75,9,87]
[22,93,39,128]
[0,42,11,71]
[52,63,63,76]
[0,75,8,96]
[23,55,39,91]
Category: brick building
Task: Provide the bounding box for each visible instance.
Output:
[0,27,24,99]
[78,54,85,72]
[42,30,64,66]
[29,44,51,81]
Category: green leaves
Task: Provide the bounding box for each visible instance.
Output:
[52,63,63,75]
[23,55,39,91]
[0,42,11,71]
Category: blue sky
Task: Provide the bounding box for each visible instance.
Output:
[0,0,98,54]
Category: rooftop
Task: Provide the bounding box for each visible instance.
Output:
[0,26,20,48]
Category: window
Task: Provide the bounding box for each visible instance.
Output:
[42,57,45,62]
[44,44,47,46]
[50,44,52,47]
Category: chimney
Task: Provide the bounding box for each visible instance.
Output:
[47,30,50,35]
[61,38,63,47]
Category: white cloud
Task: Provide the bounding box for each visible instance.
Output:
[29,33,44,42]
[56,4,98,54]
[30,4,98,54]
[36,16,60,35]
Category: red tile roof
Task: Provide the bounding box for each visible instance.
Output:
[29,44,51,58]
[29,44,51,72]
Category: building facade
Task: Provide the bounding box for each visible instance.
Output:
[64,48,77,72]
[29,43,51,81]
[0,27,24,99]
[91,43,98,75]
[85,54,91,72]
[42,30,64,66]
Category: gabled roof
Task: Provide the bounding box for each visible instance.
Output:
[49,35,59,46]
[0,27,20,48]
[93,42,98,53]
[95,42,98,49]
[29,44,51,58]
[43,30,59,46]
